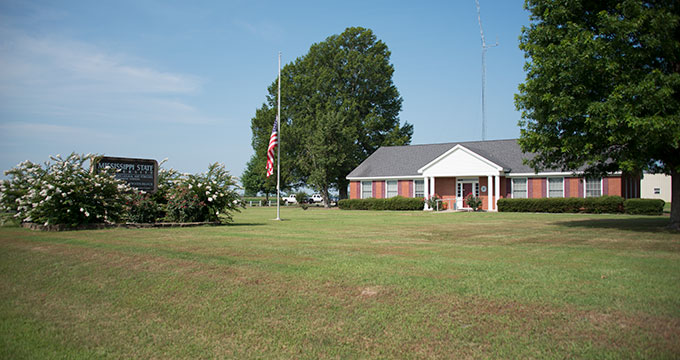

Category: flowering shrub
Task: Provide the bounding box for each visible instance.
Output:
[1,156,243,227]
[0,154,131,227]
[465,194,482,211]
[152,159,180,206]
[126,191,164,223]
[0,161,45,221]
[166,163,242,223]
[426,194,441,210]
[124,159,181,223]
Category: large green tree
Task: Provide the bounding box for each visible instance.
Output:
[249,27,412,199]
[300,110,357,207]
[516,0,680,229]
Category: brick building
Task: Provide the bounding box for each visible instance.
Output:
[346,139,640,211]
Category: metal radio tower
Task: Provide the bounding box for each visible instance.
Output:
[475,0,498,141]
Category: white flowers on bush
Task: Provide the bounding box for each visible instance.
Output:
[1,156,244,226]
[0,153,132,227]
[165,162,243,223]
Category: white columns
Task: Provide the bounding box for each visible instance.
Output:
[424,176,435,210]
[430,177,436,198]
[494,175,500,211]
[421,173,500,211]
[424,176,430,210]
[487,175,493,211]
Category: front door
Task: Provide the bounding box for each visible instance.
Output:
[457,179,479,209]
[462,183,473,207]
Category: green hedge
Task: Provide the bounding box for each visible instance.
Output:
[338,196,424,210]
[497,196,624,214]
[340,196,664,214]
[623,199,665,215]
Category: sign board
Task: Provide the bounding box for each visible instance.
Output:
[94,156,158,193]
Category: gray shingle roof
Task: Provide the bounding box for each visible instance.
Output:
[346,139,538,178]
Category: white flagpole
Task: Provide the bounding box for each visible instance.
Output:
[275,52,281,221]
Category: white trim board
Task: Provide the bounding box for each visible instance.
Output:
[347,176,423,181]
[507,171,623,177]
[417,144,503,176]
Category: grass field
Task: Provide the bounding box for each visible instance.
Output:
[1,208,679,359]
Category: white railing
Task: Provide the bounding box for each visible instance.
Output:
[247,200,280,207]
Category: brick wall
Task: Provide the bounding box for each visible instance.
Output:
[605,176,621,196]
[529,178,545,198]
[434,177,456,210]
[434,177,456,197]
[398,180,413,197]
[479,177,488,210]
[372,181,384,199]
[349,181,360,199]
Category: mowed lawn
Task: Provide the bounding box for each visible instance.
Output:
[1,208,679,359]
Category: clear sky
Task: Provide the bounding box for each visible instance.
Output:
[0,0,530,181]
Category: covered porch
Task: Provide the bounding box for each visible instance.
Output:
[423,175,503,211]
[418,144,506,211]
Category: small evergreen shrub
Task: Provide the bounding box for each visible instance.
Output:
[497,196,624,214]
[583,196,624,214]
[295,191,308,205]
[624,198,665,215]
[338,196,424,210]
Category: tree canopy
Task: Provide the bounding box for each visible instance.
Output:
[246,27,412,200]
[515,0,680,229]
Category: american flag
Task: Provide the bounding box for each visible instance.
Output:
[266,116,278,177]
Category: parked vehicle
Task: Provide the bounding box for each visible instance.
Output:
[309,193,323,203]
[282,195,297,204]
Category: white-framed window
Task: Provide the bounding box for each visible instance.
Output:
[654,188,661,195]
[456,182,463,198]
[512,178,528,198]
[548,177,564,198]
[414,180,424,198]
[386,180,398,198]
[585,178,602,197]
[474,183,480,197]
[361,181,372,199]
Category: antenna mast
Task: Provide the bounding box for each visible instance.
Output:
[475,0,498,141]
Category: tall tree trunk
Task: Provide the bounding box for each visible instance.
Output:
[322,186,330,209]
[670,170,680,231]
[338,179,349,199]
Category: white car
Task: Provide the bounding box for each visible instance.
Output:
[283,195,297,204]
[309,194,323,203]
